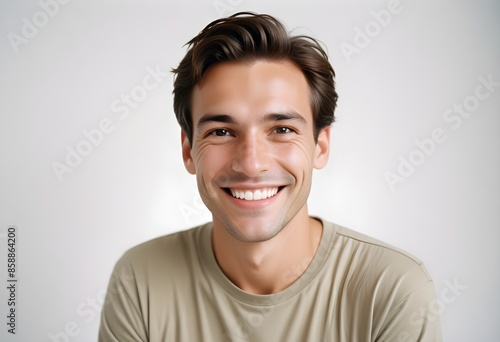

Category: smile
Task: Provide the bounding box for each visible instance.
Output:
[227,187,283,201]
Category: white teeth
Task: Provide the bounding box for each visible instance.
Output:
[229,188,280,201]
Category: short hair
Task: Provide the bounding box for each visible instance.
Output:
[172,12,338,144]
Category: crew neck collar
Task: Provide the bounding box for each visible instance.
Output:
[199,218,335,306]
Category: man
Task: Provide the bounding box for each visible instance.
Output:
[99,12,442,341]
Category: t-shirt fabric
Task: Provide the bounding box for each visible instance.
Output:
[99,219,442,341]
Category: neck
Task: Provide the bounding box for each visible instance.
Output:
[211,208,323,295]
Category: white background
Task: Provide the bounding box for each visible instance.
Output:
[0,0,499,341]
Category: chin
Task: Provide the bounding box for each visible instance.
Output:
[220,216,288,243]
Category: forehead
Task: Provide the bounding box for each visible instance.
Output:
[191,60,312,122]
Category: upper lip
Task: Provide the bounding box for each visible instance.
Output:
[222,184,285,190]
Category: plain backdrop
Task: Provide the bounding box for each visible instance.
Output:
[0,0,499,341]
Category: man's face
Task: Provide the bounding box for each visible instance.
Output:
[182,60,330,242]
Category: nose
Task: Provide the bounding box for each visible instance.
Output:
[231,134,271,177]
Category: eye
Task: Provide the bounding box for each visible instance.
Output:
[210,129,232,137]
[274,127,294,134]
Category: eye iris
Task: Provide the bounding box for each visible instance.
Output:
[215,129,227,136]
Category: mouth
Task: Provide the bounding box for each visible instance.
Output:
[223,186,285,201]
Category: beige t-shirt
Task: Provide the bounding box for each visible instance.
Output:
[99,219,442,341]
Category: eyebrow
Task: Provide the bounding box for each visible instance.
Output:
[262,111,307,124]
[196,114,236,130]
[195,111,307,129]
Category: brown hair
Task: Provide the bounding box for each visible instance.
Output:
[172,12,338,144]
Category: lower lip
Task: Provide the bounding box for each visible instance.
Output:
[224,188,283,210]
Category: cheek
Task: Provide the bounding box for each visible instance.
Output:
[193,146,230,185]
[273,142,315,174]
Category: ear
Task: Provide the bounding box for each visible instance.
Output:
[181,130,196,175]
[313,126,330,169]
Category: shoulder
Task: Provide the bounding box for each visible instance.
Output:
[112,223,209,282]
[323,220,434,304]
[332,222,430,278]
[124,224,205,259]
[323,221,442,340]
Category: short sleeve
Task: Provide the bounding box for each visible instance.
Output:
[375,280,443,342]
[98,255,148,342]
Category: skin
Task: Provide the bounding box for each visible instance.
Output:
[182,60,330,294]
